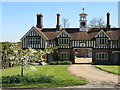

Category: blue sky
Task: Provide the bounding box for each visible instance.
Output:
[2,2,119,42]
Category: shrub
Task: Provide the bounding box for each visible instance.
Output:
[57,61,63,65]
[92,62,95,65]
[49,61,58,65]
[2,74,55,84]
[49,60,72,65]
[2,75,23,84]
[62,60,72,65]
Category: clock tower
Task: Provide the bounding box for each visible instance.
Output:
[79,8,88,32]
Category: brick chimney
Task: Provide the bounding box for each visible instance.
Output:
[106,12,110,29]
[56,13,60,30]
[36,14,43,28]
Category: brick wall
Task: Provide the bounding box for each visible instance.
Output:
[75,49,89,57]
[58,49,75,63]
[92,49,113,64]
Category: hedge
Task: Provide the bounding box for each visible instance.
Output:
[1,74,55,84]
[49,60,72,65]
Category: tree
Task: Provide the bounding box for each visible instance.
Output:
[1,42,22,69]
[89,17,106,28]
[9,44,58,76]
[61,17,70,29]
[1,42,14,69]
[41,45,59,62]
[10,44,37,76]
[50,45,59,61]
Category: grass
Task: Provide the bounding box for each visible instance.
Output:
[94,65,120,75]
[1,65,87,88]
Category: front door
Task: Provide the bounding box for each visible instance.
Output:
[113,52,119,64]
[47,54,53,63]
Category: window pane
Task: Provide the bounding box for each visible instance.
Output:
[101,54,103,59]
[105,39,106,44]
[96,54,98,59]
[64,53,66,59]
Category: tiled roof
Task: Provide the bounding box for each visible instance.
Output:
[70,32,88,40]
[43,31,60,40]
[35,27,120,40]
[106,29,120,40]
[69,32,99,40]
[34,27,49,40]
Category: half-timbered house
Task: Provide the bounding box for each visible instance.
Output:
[21,12,120,64]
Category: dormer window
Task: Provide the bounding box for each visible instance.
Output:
[96,38,108,45]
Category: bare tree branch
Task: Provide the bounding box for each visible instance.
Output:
[89,17,106,28]
[61,17,70,29]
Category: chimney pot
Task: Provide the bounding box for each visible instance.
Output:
[57,13,60,16]
[107,12,110,15]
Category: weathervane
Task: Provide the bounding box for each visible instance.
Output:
[81,3,85,13]
[82,8,85,13]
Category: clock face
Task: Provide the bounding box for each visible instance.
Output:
[81,22,86,26]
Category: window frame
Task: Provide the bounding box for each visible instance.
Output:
[96,38,108,45]
[60,52,70,59]
[58,38,70,45]
[27,36,41,44]
[96,52,108,60]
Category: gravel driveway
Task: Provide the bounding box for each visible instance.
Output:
[66,64,120,88]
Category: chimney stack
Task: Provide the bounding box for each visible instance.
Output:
[106,12,110,29]
[56,13,60,30]
[36,14,43,28]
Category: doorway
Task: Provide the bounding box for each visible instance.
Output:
[74,48,92,64]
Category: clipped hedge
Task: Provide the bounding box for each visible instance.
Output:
[49,60,72,65]
[2,74,55,84]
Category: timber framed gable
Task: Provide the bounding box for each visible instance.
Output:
[20,26,48,41]
[56,30,71,48]
[57,30,70,38]
[95,30,109,38]
[20,26,48,49]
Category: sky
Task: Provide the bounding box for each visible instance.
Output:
[118,1,120,28]
[1,1,119,42]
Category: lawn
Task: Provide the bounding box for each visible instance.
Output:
[94,65,120,75]
[2,65,87,88]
